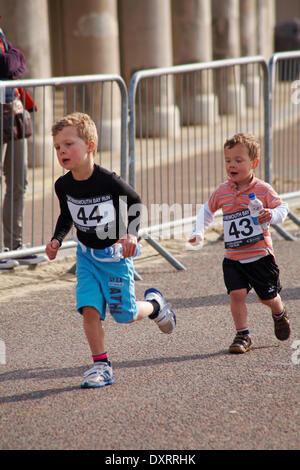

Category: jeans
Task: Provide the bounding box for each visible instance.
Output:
[1,139,28,250]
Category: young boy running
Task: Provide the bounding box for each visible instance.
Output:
[189,133,290,353]
[46,112,176,388]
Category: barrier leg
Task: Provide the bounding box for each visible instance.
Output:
[134,270,143,280]
[142,235,186,271]
[288,211,300,227]
[68,263,77,274]
[270,224,295,241]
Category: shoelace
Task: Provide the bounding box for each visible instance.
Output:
[83,364,111,378]
[233,334,249,345]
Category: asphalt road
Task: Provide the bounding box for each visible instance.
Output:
[0,238,299,451]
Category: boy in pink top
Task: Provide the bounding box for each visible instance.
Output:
[189,133,291,353]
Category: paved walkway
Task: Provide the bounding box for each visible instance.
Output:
[0,233,299,450]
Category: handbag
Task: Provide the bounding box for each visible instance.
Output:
[1,98,33,143]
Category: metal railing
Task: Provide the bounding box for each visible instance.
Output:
[1,53,300,266]
[0,74,128,259]
[128,56,271,261]
[269,51,300,194]
[268,51,300,239]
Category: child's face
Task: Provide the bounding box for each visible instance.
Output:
[53,126,95,176]
[224,143,258,189]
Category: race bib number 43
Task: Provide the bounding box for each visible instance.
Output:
[223,209,264,249]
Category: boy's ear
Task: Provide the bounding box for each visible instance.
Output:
[252,157,259,169]
[88,141,96,153]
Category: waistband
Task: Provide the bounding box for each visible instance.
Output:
[74,237,121,263]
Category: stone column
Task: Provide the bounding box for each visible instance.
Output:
[172,0,218,125]
[0,0,53,166]
[240,0,260,107]
[119,0,180,137]
[212,0,246,115]
[59,0,121,151]
[257,0,276,60]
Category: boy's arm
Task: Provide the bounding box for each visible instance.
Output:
[112,173,142,257]
[45,238,60,260]
[46,214,73,260]
[269,201,289,225]
[51,213,73,245]
[52,181,73,244]
[113,174,142,236]
[257,183,289,226]
[45,181,73,259]
[258,201,289,226]
[189,201,215,245]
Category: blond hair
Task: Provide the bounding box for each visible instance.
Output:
[224,133,260,161]
[52,112,98,155]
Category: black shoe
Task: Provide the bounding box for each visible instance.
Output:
[272,309,290,341]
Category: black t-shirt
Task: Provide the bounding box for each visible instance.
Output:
[52,164,142,249]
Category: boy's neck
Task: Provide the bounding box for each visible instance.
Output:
[72,162,95,181]
[234,173,254,191]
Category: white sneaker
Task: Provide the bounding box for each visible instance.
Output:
[17,253,46,265]
[0,259,19,270]
[12,245,46,265]
[144,287,176,334]
[81,362,114,388]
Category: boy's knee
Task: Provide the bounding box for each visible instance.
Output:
[230,288,247,302]
[109,303,138,324]
[82,306,100,320]
[258,293,281,307]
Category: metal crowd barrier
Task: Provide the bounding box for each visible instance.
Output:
[1,53,300,267]
[0,74,128,260]
[129,56,271,265]
[269,51,300,238]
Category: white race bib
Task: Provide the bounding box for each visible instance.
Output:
[223,209,264,249]
[67,195,115,234]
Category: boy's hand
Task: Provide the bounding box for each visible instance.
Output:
[118,234,137,258]
[45,239,60,260]
[188,234,203,246]
[258,208,272,226]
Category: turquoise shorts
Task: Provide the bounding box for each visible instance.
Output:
[76,243,139,323]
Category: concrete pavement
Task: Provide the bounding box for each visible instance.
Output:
[0,234,299,450]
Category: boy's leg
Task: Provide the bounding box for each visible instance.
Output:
[76,248,114,388]
[134,300,158,320]
[128,297,176,334]
[259,292,283,314]
[229,288,248,331]
[82,306,105,355]
[249,256,290,341]
[222,259,252,353]
[142,288,176,334]
[103,257,176,333]
[228,288,253,353]
[81,306,114,389]
[131,300,154,323]
[259,294,290,340]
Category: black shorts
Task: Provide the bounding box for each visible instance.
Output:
[222,255,282,300]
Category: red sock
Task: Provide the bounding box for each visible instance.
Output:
[93,352,108,364]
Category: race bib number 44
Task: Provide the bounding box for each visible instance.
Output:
[67,195,115,233]
[223,209,264,249]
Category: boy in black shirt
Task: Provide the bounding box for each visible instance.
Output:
[46,113,176,388]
